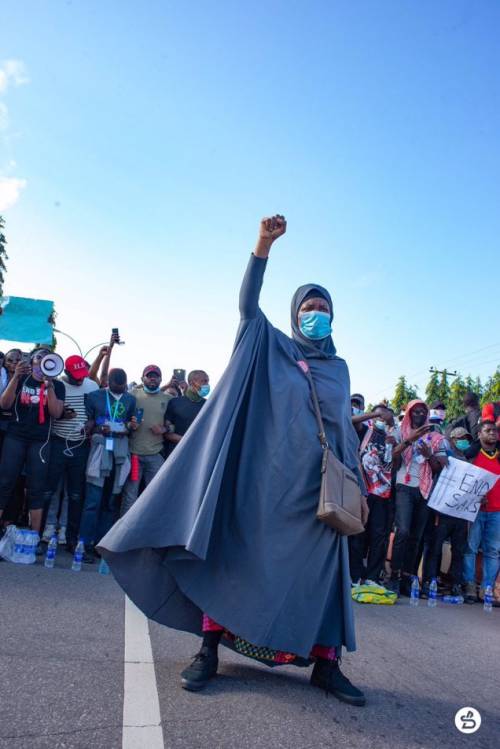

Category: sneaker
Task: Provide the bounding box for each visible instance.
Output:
[464,582,477,604]
[42,523,55,543]
[385,576,400,597]
[57,526,67,545]
[310,659,366,707]
[181,646,219,691]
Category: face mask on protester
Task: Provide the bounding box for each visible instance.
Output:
[352,407,363,416]
[144,384,160,394]
[455,439,471,452]
[374,419,386,432]
[198,384,210,398]
[32,364,43,379]
[299,311,332,340]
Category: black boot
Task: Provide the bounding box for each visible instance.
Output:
[310,658,366,706]
[181,646,219,691]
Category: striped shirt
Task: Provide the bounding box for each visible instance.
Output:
[53,377,99,441]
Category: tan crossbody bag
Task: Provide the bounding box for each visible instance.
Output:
[304,365,365,536]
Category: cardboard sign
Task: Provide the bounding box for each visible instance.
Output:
[428,456,500,521]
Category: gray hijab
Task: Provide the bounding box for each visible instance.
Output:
[290,283,336,359]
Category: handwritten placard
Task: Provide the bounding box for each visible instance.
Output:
[428,456,500,521]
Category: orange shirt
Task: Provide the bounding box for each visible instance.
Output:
[473,449,500,512]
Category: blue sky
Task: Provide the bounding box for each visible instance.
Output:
[1,1,499,402]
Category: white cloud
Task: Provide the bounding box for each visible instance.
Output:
[0,176,27,211]
[0,59,29,94]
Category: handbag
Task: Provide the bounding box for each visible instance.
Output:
[303,365,365,536]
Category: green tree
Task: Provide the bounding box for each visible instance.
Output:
[481,367,500,407]
[436,370,451,408]
[446,375,467,421]
[392,376,418,413]
[0,215,7,298]
[425,370,440,405]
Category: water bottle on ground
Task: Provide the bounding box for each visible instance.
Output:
[44,534,58,569]
[13,528,25,563]
[483,585,493,613]
[428,578,438,608]
[442,595,464,605]
[410,576,420,607]
[72,539,84,572]
[98,558,110,575]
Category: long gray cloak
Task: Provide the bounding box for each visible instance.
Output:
[98,254,361,659]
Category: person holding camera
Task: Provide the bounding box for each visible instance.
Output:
[0,348,65,534]
[42,355,99,550]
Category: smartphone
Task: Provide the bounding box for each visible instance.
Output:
[135,408,144,424]
[21,352,30,363]
[111,327,125,345]
[173,368,186,381]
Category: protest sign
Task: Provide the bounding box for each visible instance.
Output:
[428,456,500,521]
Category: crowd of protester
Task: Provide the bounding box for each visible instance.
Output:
[349,392,500,605]
[0,339,498,607]
[0,340,210,564]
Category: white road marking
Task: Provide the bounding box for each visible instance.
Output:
[123,596,164,749]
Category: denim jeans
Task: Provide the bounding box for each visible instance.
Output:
[391,484,430,575]
[79,476,120,546]
[463,511,500,588]
[120,453,164,516]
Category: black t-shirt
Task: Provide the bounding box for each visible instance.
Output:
[165,396,205,436]
[8,376,66,442]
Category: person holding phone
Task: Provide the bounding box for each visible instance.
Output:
[386,400,448,596]
[120,365,174,516]
[42,355,99,550]
[0,348,65,535]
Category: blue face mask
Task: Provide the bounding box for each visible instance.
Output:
[455,439,471,452]
[299,311,332,340]
[352,407,363,416]
[143,384,160,394]
[198,384,210,398]
[374,419,386,432]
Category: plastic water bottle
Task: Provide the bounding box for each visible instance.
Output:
[44,534,58,569]
[98,558,110,575]
[483,585,493,613]
[442,595,464,605]
[428,578,438,608]
[72,540,84,572]
[13,528,25,563]
[410,576,420,607]
[21,530,38,564]
[384,441,393,463]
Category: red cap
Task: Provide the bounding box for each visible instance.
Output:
[143,364,162,377]
[65,355,89,380]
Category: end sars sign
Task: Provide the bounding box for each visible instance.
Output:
[428,456,500,522]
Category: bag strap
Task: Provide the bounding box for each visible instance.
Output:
[302,365,329,451]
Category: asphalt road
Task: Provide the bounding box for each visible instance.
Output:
[0,551,498,749]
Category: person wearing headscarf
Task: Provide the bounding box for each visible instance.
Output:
[98,216,368,706]
[387,400,447,596]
